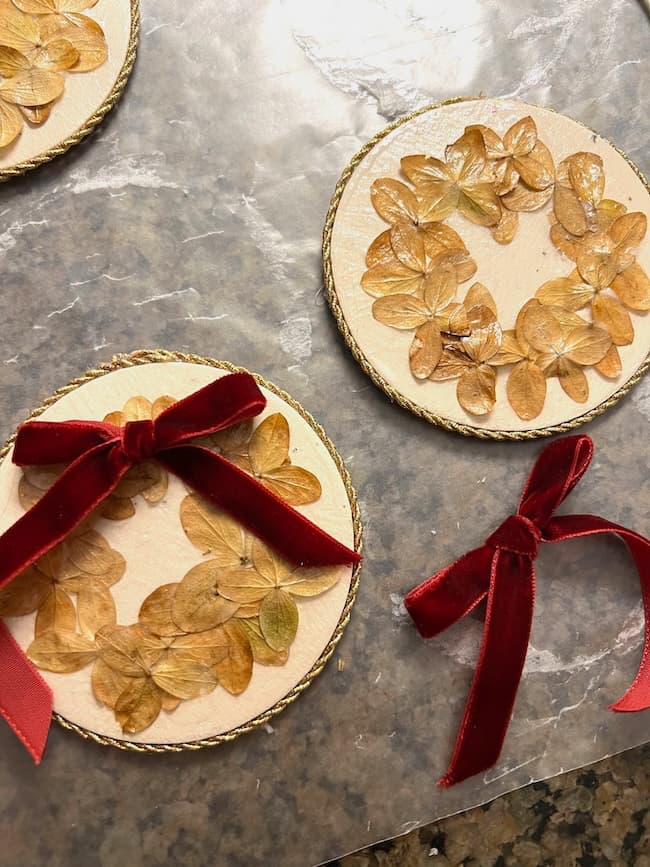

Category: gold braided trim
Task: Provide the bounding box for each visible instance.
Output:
[0,0,140,183]
[0,349,363,754]
[322,96,650,441]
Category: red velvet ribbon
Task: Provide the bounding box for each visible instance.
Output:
[404,435,650,787]
[0,372,360,762]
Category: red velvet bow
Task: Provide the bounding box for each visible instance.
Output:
[405,435,650,787]
[0,372,360,763]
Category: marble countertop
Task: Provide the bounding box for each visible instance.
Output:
[0,2,648,865]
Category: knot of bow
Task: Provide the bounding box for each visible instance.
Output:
[0,372,360,764]
[405,435,650,787]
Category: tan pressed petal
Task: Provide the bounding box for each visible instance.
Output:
[595,345,622,379]
[166,627,230,667]
[259,465,322,506]
[27,629,96,673]
[457,365,497,416]
[115,677,162,734]
[536,277,594,311]
[416,180,458,223]
[512,140,554,191]
[428,348,473,381]
[422,267,456,312]
[20,101,52,124]
[213,622,253,695]
[76,578,116,638]
[365,230,395,268]
[409,321,442,379]
[457,182,502,227]
[251,537,291,583]
[445,128,487,182]
[95,624,156,677]
[34,584,76,636]
[372,294,430,329]
[491,330,525,366]
[491,157,520,196]
[576,247,619,290]
[611,262,650,311]
[0,45,30,76]
[216,567,275,605]
[503,116,537,157]
[550,223,583,261]
[361,260,426,298]
[283,566,341,597]
[91,658,134,709]
[521,304,565,354]
[49,19,107,72]
[568,152,605,206]
[564,323,611,365]
[507,361,547,420]
[390,222,427,272]
[0,565,51,616]
[428,248,477,284]
[463,282,497,315]
[63,529,118,576]
[466,123,507,160]
[11,0,58,10]
[103,410,125,427]
[248,413,289,475]
[557,358,589,403]
[608,212,647,270]
[502,182,553,212]
[122,395,153,421]
[139,583,184,637]
[596,199,628,232]
[0,6,40,52]
[180,494,246,565]
[0,99,23,146]
[437,301,470,337]
[420,222,468,255]
[151,395,176,418]
[370,177,419,225]
[210,417,253,466]
[591,293,634,346]
[553,183,588,236]
[31,38,79,71]
[172,561,240,632]
[100,496,136,520]
[151,657,218,701]
[400,153,450,186]
[490,208,518,244]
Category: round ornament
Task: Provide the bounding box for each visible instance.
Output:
[324,97,650,439]
[0,351,362,752]
[0,0,138,182]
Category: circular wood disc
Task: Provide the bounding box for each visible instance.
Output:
[0,351,361,751]
[0,0,138,182]
[324,97,650,439]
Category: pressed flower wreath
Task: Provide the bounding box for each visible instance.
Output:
[0,0,108,149]
[0,395,342,736]
[361,117,650,420]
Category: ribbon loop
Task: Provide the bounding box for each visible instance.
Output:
[486,514,540,558]
[121,419,156,462]
[405,434,650,787]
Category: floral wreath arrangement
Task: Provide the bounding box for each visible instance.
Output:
[361,117,650,420]
[0,373,360,758]
[0,0,108,149]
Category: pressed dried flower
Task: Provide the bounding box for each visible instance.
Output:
[400,129,501,226]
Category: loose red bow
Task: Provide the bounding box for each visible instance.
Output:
[405,435,650,787]
[0,372,360,763]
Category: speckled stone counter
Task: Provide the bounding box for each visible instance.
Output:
[337,745,649,867]
[0,2,648,866]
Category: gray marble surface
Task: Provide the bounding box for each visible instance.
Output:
[0,2,649,865]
